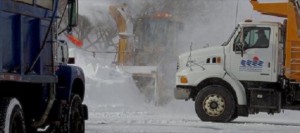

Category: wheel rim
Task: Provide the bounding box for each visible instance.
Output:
[203,94,225,117]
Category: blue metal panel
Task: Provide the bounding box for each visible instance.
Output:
[22,16,41,75]
[0,12,20,73]
[0,10,10,72]
[0,0,58,82]
[0,0,53,19]
[40,19,52,75]
[14,14,21,74]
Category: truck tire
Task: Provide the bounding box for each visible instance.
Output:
[195,85,236,122]
[0,98,26,133]
[68,95,85,133]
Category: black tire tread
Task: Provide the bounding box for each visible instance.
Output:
[59,94,84,133]
[0,98,26,133]
[195,85,236,122]
[68,94,85,133]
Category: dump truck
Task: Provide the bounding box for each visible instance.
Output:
[0,0,88,132]
[175,0,300,122]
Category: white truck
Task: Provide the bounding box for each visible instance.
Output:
[175,0,300,122]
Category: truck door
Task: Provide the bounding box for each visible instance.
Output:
[229,26,273,82]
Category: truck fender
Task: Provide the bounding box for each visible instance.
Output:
[223,74,247,105]
[191,71,225,86]
[194,73,247,105]
[56,65,85,101]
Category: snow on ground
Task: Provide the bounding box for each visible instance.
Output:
[73,51,300,133]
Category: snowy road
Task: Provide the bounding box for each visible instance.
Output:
[84,100,300,133]
[76,54,300,133]
[75,53,300,133]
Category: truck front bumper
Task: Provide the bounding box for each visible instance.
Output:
[174,86,191,100]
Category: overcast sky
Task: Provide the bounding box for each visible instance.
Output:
[78,0,287,52]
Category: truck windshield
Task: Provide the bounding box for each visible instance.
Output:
[222,25,239,46]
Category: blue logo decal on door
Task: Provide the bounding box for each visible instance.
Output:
[240,56,264,72]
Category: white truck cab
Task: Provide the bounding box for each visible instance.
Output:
[175,21,285,122]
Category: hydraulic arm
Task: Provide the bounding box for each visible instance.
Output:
[109,4,129,65]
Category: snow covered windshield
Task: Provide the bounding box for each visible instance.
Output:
[136,19,174,48]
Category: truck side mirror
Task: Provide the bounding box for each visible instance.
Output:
[68,0,78,27]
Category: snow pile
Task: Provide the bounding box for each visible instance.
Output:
[71,49,151,111]
[85,65,143,105]
[71,47,197,115]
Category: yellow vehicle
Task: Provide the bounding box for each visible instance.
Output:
[109,4,182,104]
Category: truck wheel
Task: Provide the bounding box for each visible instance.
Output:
[68,95,85,133]
[195,85,236,122]
[0,98,26,133]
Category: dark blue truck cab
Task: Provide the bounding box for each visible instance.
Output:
[0,0,87,132]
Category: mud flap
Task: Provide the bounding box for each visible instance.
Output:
[82,104,88,120]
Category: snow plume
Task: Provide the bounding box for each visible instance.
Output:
[75,0,185,106]
[174,0,240,53]
[72,48,147,108]
[78,0,111,24]
[76,0,235,107]
[176,0,285,53]
[79,0,146,19]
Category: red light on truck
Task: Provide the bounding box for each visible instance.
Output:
[216,57,222,63]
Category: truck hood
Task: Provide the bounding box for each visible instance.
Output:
[179,46,224,58]
[177,46,224,71]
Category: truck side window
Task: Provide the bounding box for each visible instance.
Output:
[243,27,270,50]
[36,0,53,10]
[15,0,33,4]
